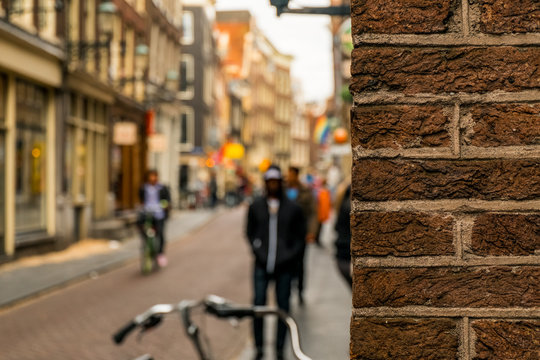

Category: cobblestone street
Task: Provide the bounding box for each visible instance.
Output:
[0,207,351,360]
[0,208,252,360]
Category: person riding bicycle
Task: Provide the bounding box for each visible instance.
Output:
[246,165,306,360]
[138,169,171,267]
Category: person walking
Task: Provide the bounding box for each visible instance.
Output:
[286,166,316,305]
[315,179,332,247]
[334,182,352,287]
[138,169,171,267]
[246,165,307,360]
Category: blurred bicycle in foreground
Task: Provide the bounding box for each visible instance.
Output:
[113,295,312,360]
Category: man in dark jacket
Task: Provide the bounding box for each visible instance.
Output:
[138,169,171,267]
[246,165,306,360]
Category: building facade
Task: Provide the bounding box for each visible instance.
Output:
[144,0,182,205]
[178,1,216,205]
[0,0,63,258]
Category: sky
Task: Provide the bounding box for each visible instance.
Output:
[215,0,333,103]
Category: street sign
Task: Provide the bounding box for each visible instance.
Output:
[147,133,167,153]
[113,122,138,145]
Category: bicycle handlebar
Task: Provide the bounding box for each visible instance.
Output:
[113,321,137,344]
[112,295,312,360]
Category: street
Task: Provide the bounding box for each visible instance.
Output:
[0,207,350,360]
[0,207,252,360]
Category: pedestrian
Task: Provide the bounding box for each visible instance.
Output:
[138,169,171,267]
[246,165,307,360]
[315,178,332,247]
[286,166,316,305]
[334,181,352,288]
[209,171,218,208]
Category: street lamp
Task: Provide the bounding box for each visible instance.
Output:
[68,0,117,61]
[98,1,117,36]
[269,0,350,16]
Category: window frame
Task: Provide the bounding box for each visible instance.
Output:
[178,107,194,152]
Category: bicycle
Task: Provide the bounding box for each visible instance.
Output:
[137,212,160,275]
[113,295,312,360]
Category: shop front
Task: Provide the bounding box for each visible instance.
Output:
[62,74,114,241]
[0,66,60,257]
[110,97,146,211]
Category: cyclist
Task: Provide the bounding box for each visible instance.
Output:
[246,165,306,360]
[138,169,171,267]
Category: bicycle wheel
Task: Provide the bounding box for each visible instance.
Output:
[141,238,154,275]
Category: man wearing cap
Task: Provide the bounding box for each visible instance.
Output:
[246,165,307,360]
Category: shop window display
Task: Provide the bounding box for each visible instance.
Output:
[15,80,47,234]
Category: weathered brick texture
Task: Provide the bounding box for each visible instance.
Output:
[350,0,540,358]
[352,105,452,149]
[462,103,540,147]
[477,0,540,34]
[351,212,454,256]
[350,47,540,95]
[353,159,540,201]
[472,320,540,360]
[353,266,540,308]
[470,214,540,256]
[351,0,457,35]
[350,318,459,360]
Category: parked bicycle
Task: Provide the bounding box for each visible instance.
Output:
[113,295,312,360]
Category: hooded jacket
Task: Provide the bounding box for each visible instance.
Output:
[246,195,307,273]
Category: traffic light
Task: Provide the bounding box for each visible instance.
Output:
[270,0,289,15]
[270,0,289,7]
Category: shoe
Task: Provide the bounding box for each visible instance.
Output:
[254,350,264,360]
[157,254,168,267]
[276,351,284,360]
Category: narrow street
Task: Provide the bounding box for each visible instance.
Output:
[0,207,253,360]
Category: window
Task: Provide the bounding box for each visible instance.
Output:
[15,80,47,234]
[179,108,194,151]
[179,55,194,99]
[181,11,194,45]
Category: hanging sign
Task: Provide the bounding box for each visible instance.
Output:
[148,133,167,152]
[113,122,138,145]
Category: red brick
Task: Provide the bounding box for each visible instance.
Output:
[352,105,451,149]
[350,47,540,95]
[472,320,540,360]
[352,159,540,201]
[353,266,540,308]
[351,212,454,256]
[351,0,456,35]
[478,0,540,34]
[463,103,540,147]
[471,214,540,256]
[351,318,459,360]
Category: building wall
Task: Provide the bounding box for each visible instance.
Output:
[349,0,539,358]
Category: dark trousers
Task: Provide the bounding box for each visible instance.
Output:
[253,265,293,353]
[336,258,352,288]
[296,246,306,295]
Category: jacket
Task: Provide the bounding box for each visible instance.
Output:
[246,195,307,272]
[139,183,171,219]
[334,185,351,261]
[287,183,317,236]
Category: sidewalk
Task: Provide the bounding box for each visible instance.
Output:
[0,209,218,309]
[235,222,351,360]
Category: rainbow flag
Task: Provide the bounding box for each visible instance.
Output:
[313,115,330,144]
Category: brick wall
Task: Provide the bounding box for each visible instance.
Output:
[349,1,539,359]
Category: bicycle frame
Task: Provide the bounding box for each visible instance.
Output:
[139,212,159,274]
[113,295,313,360]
